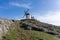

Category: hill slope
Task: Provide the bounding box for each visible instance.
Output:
[2,19,60,40]
[20,19,60,36]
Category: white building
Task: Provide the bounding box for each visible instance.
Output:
[25,13,31,19]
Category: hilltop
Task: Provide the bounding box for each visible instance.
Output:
[0,18,60,40]
[20,19,60,37]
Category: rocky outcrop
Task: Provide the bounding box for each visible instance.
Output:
[0,18,13,40]
[20,19,60,37]
[0,19,60,40]
[0,18,60,40]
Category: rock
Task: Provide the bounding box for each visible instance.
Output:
[46,31,59,35]
[0,18,13,39]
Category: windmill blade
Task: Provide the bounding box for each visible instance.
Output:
[24,10,27,14]
[24,10,26,13]
[26,9,29,13]
[22,14,25,18]
[22,9,29,18]
[22,10,26,18]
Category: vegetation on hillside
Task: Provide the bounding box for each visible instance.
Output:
[2,19,60,40]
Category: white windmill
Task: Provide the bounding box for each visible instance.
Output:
[23,9,31,19]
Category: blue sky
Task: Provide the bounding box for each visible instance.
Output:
[0,0,60,26]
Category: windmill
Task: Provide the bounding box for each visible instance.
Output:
[23,9,31,19]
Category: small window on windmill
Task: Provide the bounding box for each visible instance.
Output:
[0,21,2,24]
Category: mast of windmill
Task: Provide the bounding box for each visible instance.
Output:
[23,9,31,19]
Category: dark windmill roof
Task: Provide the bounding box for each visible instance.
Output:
[26,13,30,15]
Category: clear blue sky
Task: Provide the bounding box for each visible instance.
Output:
[0,0,60,25]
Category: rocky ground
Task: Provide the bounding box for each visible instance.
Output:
[0,18,13,40]
[0,18,60,40]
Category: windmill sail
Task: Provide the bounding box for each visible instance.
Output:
[25,9,29,14]
[22,9,29,18]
